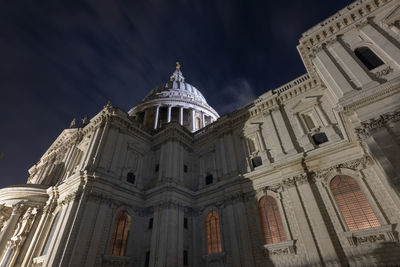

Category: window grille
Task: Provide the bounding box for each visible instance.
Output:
[258,196,287,244]
[330,175,380,231]
[205,211,222,254]
[109,211,131,256]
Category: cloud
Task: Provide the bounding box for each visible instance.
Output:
[218,79,257,115]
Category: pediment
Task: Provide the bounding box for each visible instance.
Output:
[43,128,78,156]
[291,96,320,113]
[383,4,400,25]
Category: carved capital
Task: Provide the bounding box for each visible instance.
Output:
[283,173,308,188]
[355,110,400,141]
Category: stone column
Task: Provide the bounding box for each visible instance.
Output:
[314,105,329,127]
[241,137,253,172]
[255,130,270,164]
[293,113,314,152]
[263,111,285,161]
[191,109,196,132]
[154,106,160,129]
[285,181,323,265]
[271,107,296,155]
[0,205,24,256]
[179,107,184,126]
[167,106,172,123]
[315,104,340,142]
[329,37,378,88]
[201,112,206,128]
[294,176,340,265]
[359,22,400,67]
[313,48,354,99]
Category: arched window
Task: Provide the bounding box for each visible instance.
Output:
[109,211,131,256]
[258,196,286,244]
[354,47,384,70]
[330,175,380,231]
[205,211,222,254]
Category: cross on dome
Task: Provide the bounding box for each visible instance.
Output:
[170,61,185,82]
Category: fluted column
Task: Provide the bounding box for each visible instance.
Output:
[201,112,206,128]
[167,106,172,123]
[179,107,184,125]
[154,106,160,129]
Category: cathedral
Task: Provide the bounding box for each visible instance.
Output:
[1,0,400,266]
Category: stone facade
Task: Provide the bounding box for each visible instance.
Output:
[1,0,400,266]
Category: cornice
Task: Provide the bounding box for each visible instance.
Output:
[355,109,400,140]
[341,77,400,111]
[298,0,392,73]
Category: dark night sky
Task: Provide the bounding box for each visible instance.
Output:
[0,0,351,188]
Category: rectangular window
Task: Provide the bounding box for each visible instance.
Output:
[155,164,159,172]
[184,217,188,229]
[183,250,188,266]
[184,164,188,173]
[148,218,153,229]
[312,132,328,145]
[145,251,150,267]
[205,174,213,185]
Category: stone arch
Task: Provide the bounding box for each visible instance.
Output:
[108,210,131,256]
[106,205,139,257]
[201,206,224,256]
[324,168,384,231]
[258,195,287,244]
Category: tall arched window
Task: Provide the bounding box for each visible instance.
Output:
[354,47,384,70]
[205,211,222,254]
[258,196,286,244]
[330,175,380,231]
[109,211,131,256]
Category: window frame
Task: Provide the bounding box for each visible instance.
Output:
[323,169,386,233]
[202,208,224,256]
[256,190,293,245]
[107,210,131,257]
[354,46,385,71]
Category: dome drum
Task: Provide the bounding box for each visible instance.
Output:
[129,63,219,132]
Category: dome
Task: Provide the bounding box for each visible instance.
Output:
[129,63,219,132]
[143,81,207,105]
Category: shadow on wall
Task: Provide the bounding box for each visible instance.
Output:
[370,241,400,266]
